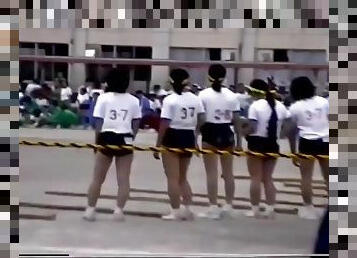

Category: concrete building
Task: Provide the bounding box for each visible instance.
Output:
[19,28,328,93]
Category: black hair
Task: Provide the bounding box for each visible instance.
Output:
[250,79,278,140]
[208,64,226,92]
[153,84,161,90]
[93,80,102,89]
[250,79,275,109]
[33,78,41,85]
[105,68,130,93]
[169,68,189,95]
[290,76,316,101]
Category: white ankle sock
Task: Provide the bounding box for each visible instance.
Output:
[251,205,259,213]
[86,206,95,213]
[265,205,274,213]
[114,207,123,214]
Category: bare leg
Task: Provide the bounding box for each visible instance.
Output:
[179,156,192,206]
[115,154,133,209]
[162,152,181,209]
[202,142,219,205]
[318,158,329,187]
[262,158,277,205]
[87,152,113,207]
[247,156,263,206]
[220,150,235,205]
[299,159,315,205]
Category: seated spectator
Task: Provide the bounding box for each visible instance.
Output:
[77,86,91,128]
[25,79,41,96]
[37,101,80,129]
[89,80,104,97]
[151,84,168,97]
[60,79,72,106]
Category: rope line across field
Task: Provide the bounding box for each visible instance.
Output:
[19,140,329,160]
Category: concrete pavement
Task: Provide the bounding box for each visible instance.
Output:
[19,128,327,256]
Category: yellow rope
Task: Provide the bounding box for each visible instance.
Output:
[19,140,329,160]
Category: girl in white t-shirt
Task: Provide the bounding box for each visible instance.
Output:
[197,64,241,220]
[244,79,290,219]
[83,68,142,222]
[154,69,205,220]
[287,77,328,220]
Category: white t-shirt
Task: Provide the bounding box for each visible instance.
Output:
[60,87,73,101]
[25,83,41,96]
[161,92,205,130]
[248,99,290,138]
[93,92,142,134]
[89,89,104,98]
[77,93,90,104]
[235,92,252,110]
[289,96,329,141]
[198,87,240,124]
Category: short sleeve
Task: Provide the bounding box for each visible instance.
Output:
[93,95,106,119]
[132,99,142,119]
[248,103,258,120]
[288,103,298,121]
[232,97,240,112]
[322,98,329,114]
[160,98,174,119]
[197,98,205,114]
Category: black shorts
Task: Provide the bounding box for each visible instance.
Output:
[201,123,235,149]
[162,128,195,157]
[299,137,329,156]
[97,131,133,157]
[246,136,280,154]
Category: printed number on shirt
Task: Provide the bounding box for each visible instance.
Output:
[305,108,322,121]
[181,107,195,119]
[214,109,231,121]
[110,109,128,121]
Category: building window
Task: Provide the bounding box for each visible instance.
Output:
[38,43,53,56]
[19,42,36,55]
[209,48,221,60]
[101,45,114,58]
[135,47,152,59]
[20,61,35,81]
[117,46,134,58]
[273,49,289,62]
[54,44,69,56]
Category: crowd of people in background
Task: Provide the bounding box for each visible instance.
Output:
[19,72,328,132]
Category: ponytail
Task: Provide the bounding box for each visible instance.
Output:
[265,89,276,109]
[208,75,224,92]
[169,69,189,95]
[208,64,226,93]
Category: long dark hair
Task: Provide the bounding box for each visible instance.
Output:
[169,68,189,95]
[208,64,226,92]
[250,79,278,140]
[105,67,130,93]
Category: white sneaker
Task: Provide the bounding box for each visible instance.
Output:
[298,205,318,220]
[83,207,96,221]
[222,204,236,218]
[162,208,184,221]
[262,206,276,219]
[113,208,125,222]
[245,206,261,218]
[181,206,195,221]
[197,205,222,220]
